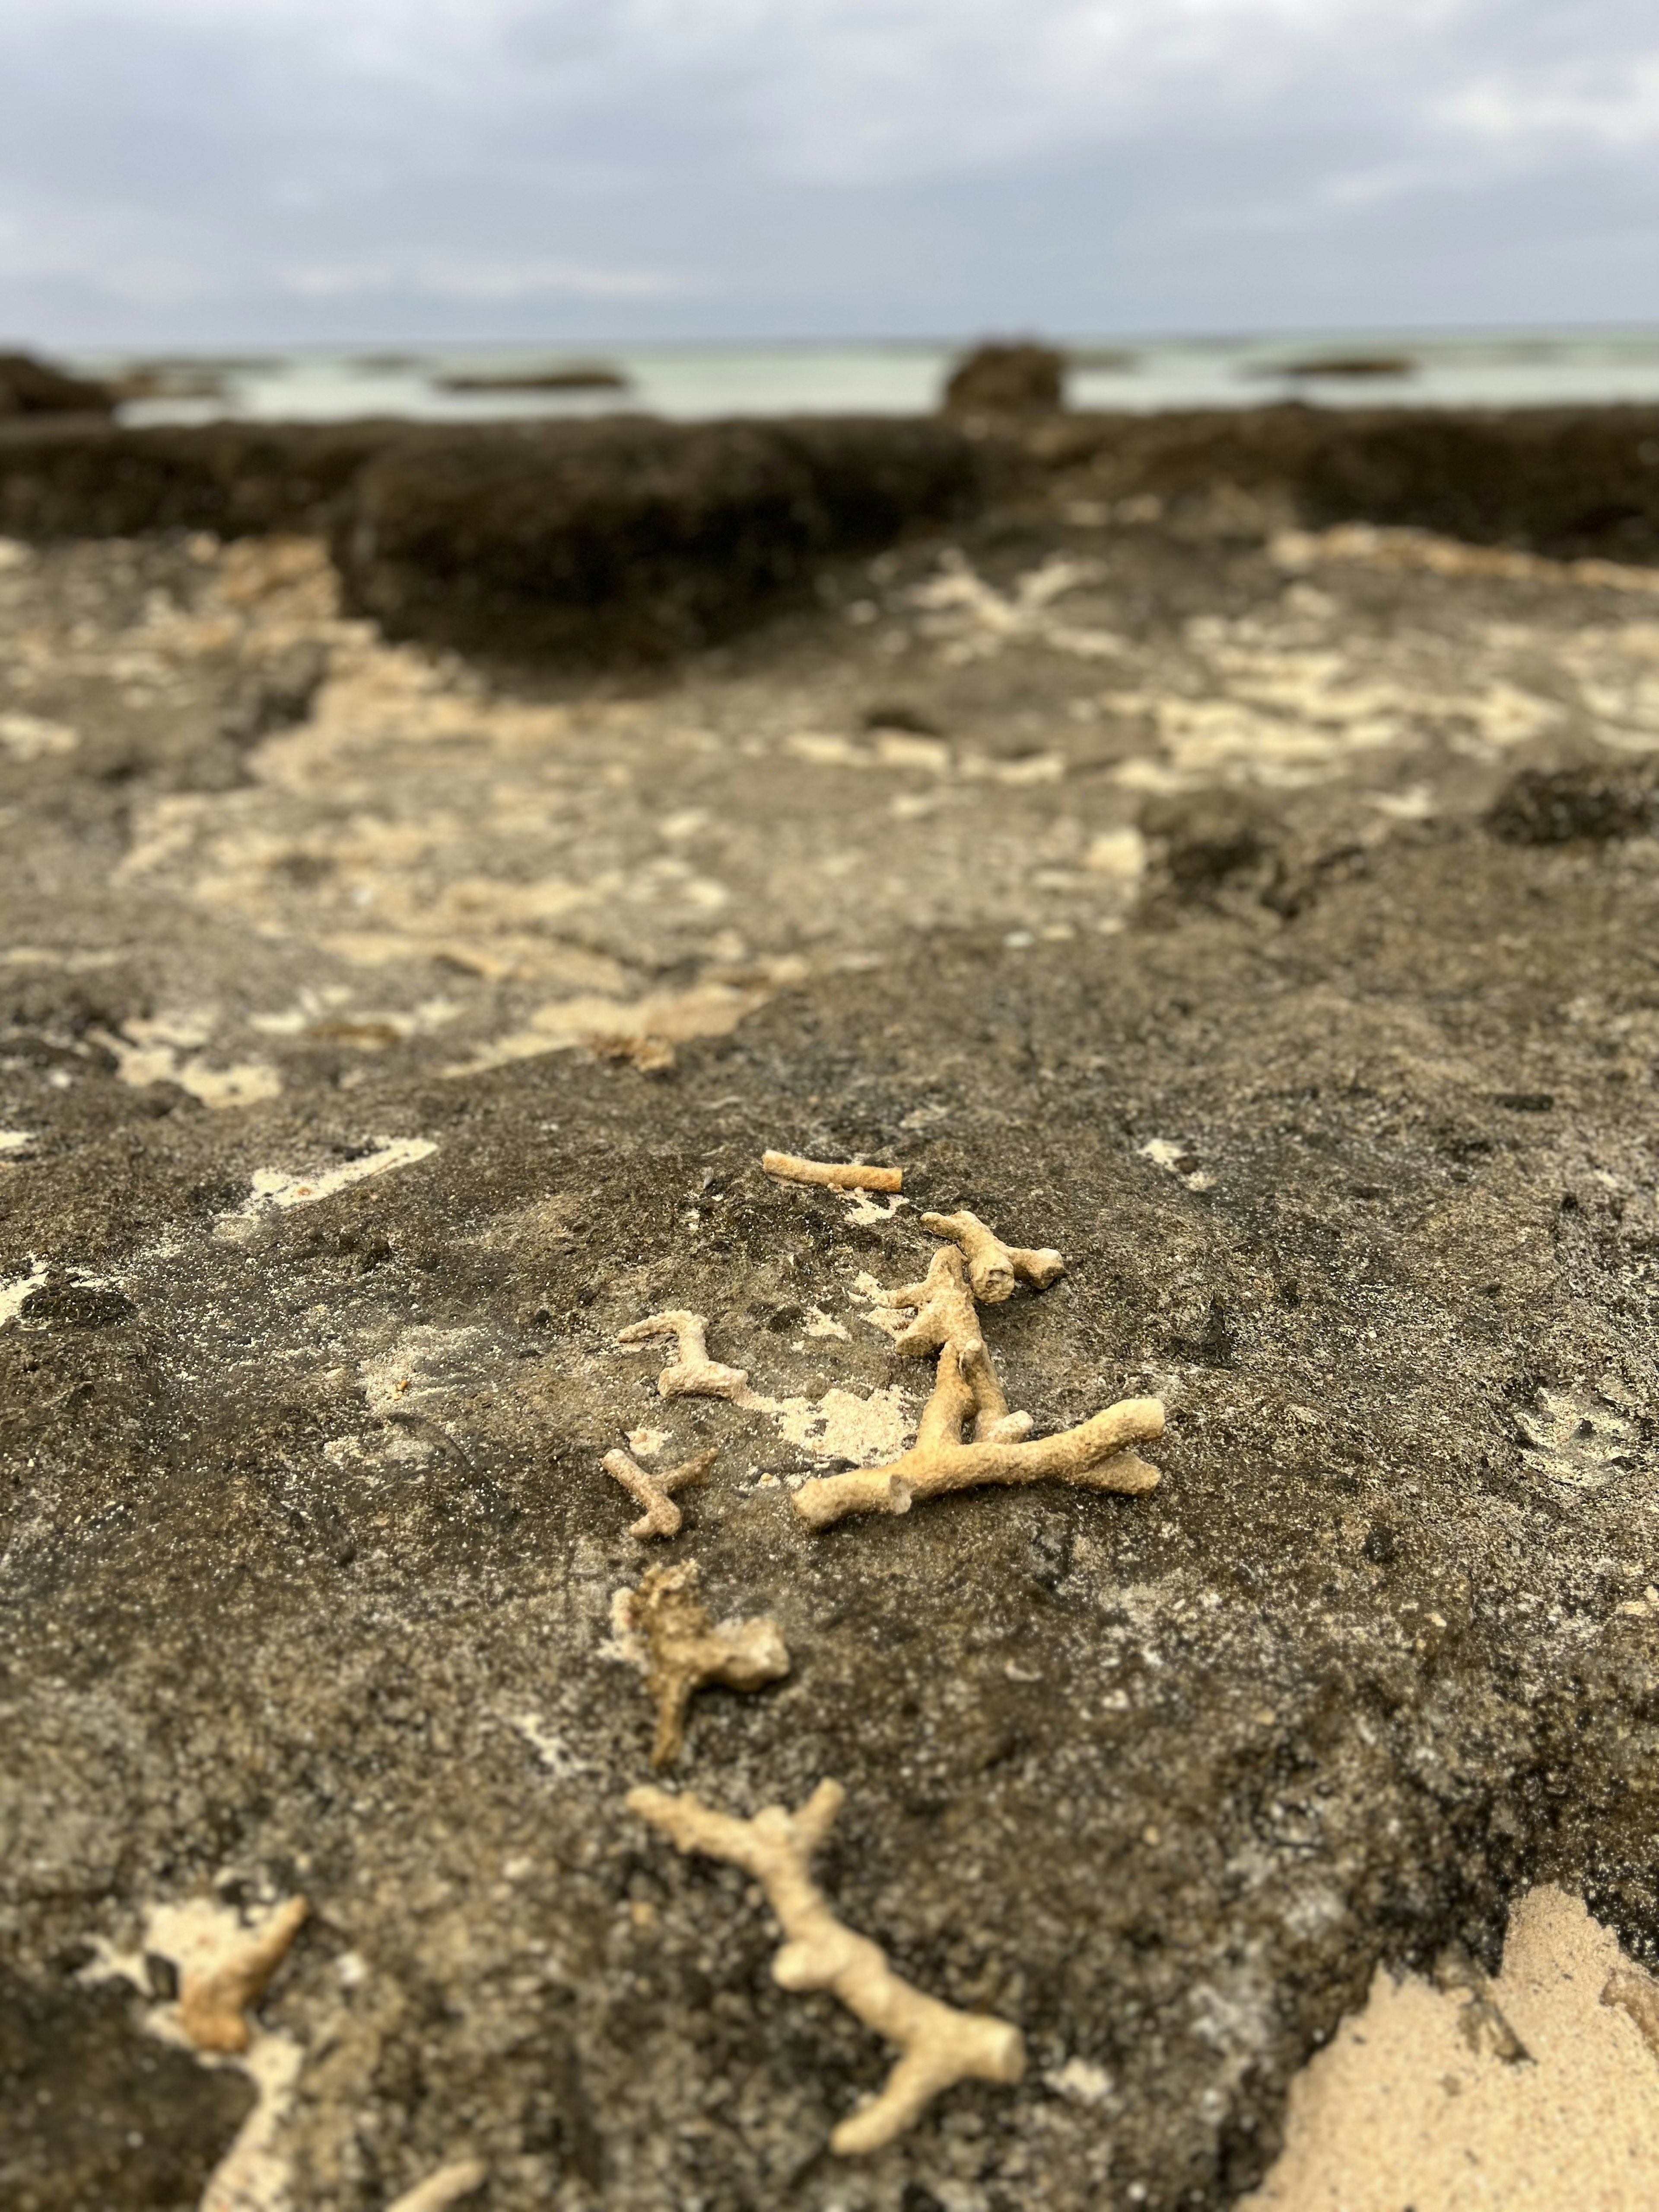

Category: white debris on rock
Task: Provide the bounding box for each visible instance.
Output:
[213,1138,438,1238]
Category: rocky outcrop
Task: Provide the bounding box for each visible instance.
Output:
[331,415,988,660]
[0,418,410,540]
[0,351,113,417]
[943,340,1066,418]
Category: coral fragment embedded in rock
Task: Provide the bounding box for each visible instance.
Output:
[920,1209,1065,1302]
[616,1560,789,1768]
[384,2159,488,2212]
[629,1777,1026,2153]
[763,1150,902,1192]
[795,1345,1162,1530]
[603,1443,718,1538]
[617,1310,748,1398]
[176,1895,308,2054]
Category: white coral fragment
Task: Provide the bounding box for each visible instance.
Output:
[919,1209,1065,1303]
[795,1343,1163,1530]
[617,1309,749,1399]
[617,1559,790,1768]
[603,1443,718,1539]
[629,1778,1026,2153]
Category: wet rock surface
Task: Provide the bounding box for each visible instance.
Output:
[3,489,1659,2210]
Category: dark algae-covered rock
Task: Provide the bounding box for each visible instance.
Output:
[331,414,987,660]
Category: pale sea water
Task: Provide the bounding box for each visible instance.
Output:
[73,330,1659,428]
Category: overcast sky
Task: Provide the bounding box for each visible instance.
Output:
[1,0,1654,346]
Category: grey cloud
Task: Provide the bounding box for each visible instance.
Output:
[0,0,1653,344]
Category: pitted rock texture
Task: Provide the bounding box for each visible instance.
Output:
[2,496,1659,2211]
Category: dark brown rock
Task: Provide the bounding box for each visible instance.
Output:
[0,418,413,541]
[1487,763,1659,845]
[0,1967,256,2211]
[332,414,987,661]
[0,351,113,418]
[943,340,1066,418]
[1022,403,1659,563]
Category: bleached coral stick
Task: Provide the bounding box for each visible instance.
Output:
[629,1779,1025,2153]
[763,1151,903,1193]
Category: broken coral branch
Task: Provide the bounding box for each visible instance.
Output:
[616,1560,789,1768]
[178,1895,308,2054]
[763,1150,902,1193]
[617,1310,748,1399]
[795,1346,1163,1530]
[629,1778,1025,2154]
[603,1443,718,1539]
[920,1210,1064,1303]
[881,1244,1030,1444]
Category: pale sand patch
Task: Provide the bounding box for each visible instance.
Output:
[442,979,778,1076]
[737,1382,916,1466]
[1242,1887,1659,2212]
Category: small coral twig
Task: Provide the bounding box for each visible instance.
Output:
[384,2159,488,2212]
[603,1444,718,1539]
[617,1310,748,1399]
[617,1560,789,1768]
[881,1245,1030,1444]
[763,1151,902,1193]
[795,1347,1163,1530]
[920,1211,1064,1303]
[178,1896,309,2053]
[629,1779,1025,2154]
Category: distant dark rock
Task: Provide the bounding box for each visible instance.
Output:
[333,415,986,662]
[0,352,113,418]
[435,365,629,394]
[1259,355,1417,380]
[943,341,1066,418]
[1487,764,1659,845]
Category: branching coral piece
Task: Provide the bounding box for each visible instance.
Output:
[881,1245,1030,1444]
[617,1560,790,1768]
[617,1310,748,1399]
[795,1346,1163,1530]
[920,1210,1065,1303]
[603,1444,718,1538]
[178,1895,308,2054]
[763,1150,902,1193]
[629,1778,1025,2154]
